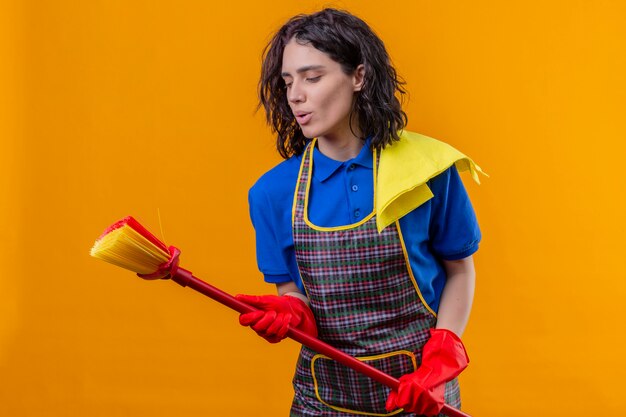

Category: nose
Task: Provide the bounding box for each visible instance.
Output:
[287,80,305,104]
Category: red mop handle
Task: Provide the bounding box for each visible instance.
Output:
[167,267,471,417]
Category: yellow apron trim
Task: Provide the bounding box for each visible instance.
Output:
[311,350,416,416]
[376,130,487,233]
[395,221,437,318]
[303,139,379,232]
[291,141,311,227]
[293,143,312,301]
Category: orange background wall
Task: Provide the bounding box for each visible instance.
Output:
[1,1,625,416]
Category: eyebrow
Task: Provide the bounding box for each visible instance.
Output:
[281,65,326,77]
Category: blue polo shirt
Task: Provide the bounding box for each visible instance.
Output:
[248,140,481,313]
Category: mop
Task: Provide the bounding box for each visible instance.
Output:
[90,216,471,417]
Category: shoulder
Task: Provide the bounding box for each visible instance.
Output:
[249,154,303,205]
[375,130,484,231]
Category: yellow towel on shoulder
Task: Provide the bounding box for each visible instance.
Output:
[376,130,486,232]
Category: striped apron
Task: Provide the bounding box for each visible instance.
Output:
[290,141,461,417]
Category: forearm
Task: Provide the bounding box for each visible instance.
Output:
[435,256,476,337]
[276,281,310,305]
[387,257,474,414]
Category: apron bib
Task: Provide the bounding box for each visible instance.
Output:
[290,141,461,417]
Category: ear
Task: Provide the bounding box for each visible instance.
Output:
[353,64,365,91]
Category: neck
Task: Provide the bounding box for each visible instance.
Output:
[316,129,364,162]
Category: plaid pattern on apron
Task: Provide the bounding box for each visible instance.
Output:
[290,141,461,417]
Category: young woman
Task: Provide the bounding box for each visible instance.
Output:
[236,8,483,417]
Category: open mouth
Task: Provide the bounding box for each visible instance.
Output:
[295,112,312,125]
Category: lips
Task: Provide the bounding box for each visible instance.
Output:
[295,112,312,125]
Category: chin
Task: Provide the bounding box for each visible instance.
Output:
[299,126,320,140]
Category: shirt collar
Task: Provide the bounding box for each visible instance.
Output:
[313,136,373,182]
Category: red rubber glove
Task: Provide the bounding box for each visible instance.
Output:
[235,294,318,343]
[385,328,469,416]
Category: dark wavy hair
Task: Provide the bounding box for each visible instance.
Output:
[258,8,408,159]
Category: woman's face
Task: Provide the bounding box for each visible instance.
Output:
[281,38,364,143]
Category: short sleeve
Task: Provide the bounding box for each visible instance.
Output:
[428,165,481,260]
[248,185,292,282]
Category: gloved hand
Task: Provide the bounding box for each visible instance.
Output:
[235,294,318,343]
[385,328,469,416]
